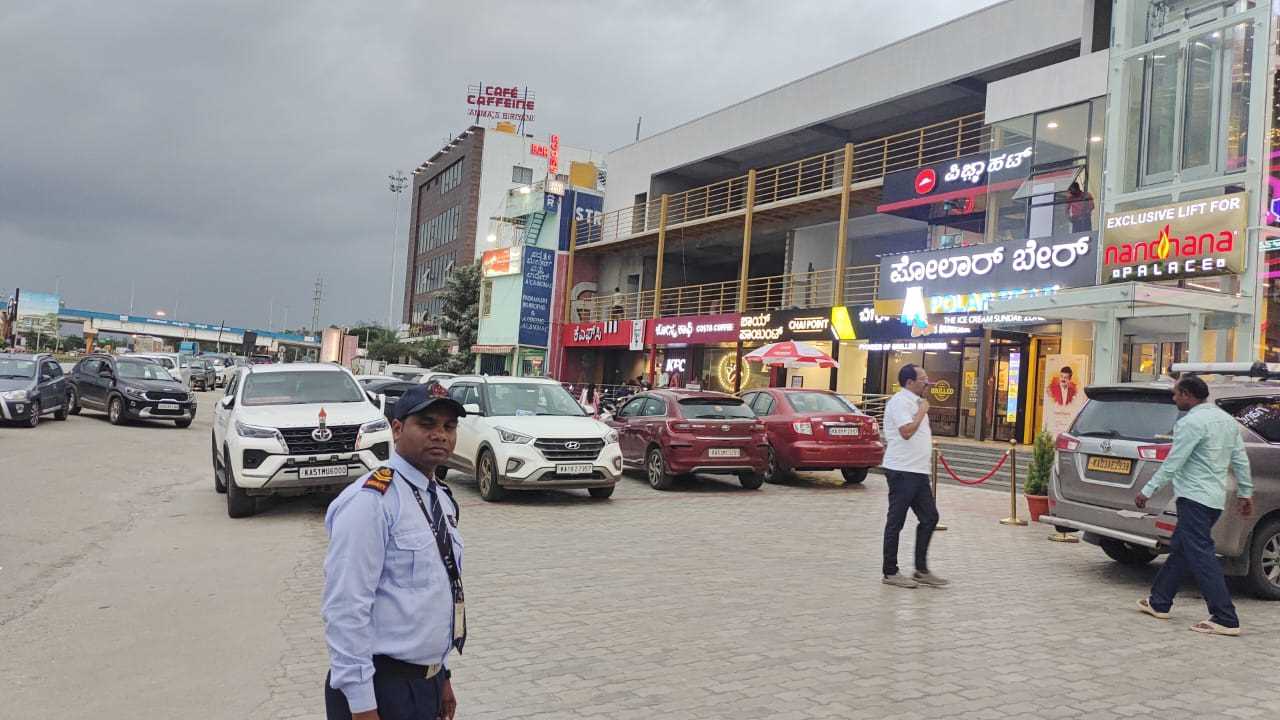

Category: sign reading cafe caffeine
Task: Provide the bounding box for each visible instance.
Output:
[1100,192,1247,283]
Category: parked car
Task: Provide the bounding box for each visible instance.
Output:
[128,352,192,387]
[441,375,622,501]
[361,378,418,419]
[68,353,196,427]
[189,358,218,391]
[0,352,71,427]
[740,388,884,484]
[211,363,393,518]
[356,375,401,388]
[414,371,457,386]
[608,389,768,491]
[215,356,248,388]
[1041,362,1280,599]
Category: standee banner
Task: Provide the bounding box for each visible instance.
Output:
[649,313,740,346]
[562,320,635,348]
[518,247,555,347]
[1100,192,1248,283]
[1043,354,1089,438]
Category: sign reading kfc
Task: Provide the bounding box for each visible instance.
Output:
[561,320,635,347]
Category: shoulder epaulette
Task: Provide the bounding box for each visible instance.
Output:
[363,467,393,494]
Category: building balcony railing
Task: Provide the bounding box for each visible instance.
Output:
[571,264,881,323]
[576,112,987,248]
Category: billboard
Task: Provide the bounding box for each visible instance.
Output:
[481,246,523,278]
[1100,192,1247,283]
[15,291,60,334]
[558,189,603,251]
[466,83,535,125]
[518,247,555,348]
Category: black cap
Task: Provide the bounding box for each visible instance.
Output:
[390,381,467,421]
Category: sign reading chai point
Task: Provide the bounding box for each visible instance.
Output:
[1100,192,1248,283]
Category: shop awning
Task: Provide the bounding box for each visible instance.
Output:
[471,344,515,354]
[985,282,1253,322]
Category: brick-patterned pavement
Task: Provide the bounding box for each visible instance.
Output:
[254,470,1280,720]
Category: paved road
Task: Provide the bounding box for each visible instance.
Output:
[5,396,1280,719]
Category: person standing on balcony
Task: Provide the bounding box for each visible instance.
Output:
[1135,374,1253,636]
[880,363,947,589]
[610,287,624,320]
[1066,182,1094,232]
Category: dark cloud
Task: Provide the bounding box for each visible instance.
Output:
[0,0,995,330]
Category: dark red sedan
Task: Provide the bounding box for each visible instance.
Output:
[740,388,884,484]
[608,389,769,491]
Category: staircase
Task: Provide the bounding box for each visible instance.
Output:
[520,210,546,245]
[932,440,1032,492]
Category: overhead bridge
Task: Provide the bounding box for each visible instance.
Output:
[57,308,321,350]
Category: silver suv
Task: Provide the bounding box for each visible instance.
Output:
[1041,362,1280,599]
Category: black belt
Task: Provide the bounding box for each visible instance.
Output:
[372,654,443,679]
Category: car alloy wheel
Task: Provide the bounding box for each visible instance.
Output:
[108,397,123,425]
[27,401,40,428]
[68,387,81,415]
[1261,533,1280,588]
[764,449,779,483]
[646,447,673,490]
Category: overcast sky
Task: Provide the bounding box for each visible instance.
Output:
[0,0,997,332]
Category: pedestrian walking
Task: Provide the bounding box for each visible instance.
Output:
[323,381,467,719]
[1135,374,1254,636]
[880,363,947,588]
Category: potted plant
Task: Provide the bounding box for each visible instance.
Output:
[1023,430,1053,521]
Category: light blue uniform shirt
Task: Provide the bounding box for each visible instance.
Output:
[1141,402,1253,510]
[323,451,463,713]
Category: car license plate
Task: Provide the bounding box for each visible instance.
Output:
[828,426,859,436]
[556,463,593,476]
[708,448,740,458]
[1087,456,1133,475]
[298,465,349,479]
[158,402,180,411]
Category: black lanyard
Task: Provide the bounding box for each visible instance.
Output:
[409,483,464,603]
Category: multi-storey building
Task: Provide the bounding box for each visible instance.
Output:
[554,0,1127,444]
[401,125,605,330]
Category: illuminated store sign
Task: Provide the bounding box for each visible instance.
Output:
[738,307,857,343]
[650,313,740,345]
[878,143,1034,218]
[1101,193,1247,283]
[562,320,635,347]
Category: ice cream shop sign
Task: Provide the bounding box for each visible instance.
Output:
[1101,192,1247,283]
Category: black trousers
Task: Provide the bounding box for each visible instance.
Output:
[882,469,939,576]
[1149,498,1240,628]
[325,661,445,720]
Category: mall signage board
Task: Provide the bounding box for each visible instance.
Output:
[649,313,740,346]
[561,319,635,348]
[1100,192,1248,283]
[738,307,858,344]
[517,247,555,347]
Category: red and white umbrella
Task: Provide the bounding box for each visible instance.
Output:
[743,340,839,368]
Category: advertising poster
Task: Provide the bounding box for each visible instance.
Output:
[15,291,60,334]
[1005,351,1021,424]
[518,246,555,347]
[1043,354,1089,437]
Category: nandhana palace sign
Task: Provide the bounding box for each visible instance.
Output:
[1100,192,1247,283]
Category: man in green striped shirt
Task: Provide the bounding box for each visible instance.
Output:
[1135,375,1254,636]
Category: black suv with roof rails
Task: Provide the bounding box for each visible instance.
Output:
[0,352,71,427]
[68,353,197,427]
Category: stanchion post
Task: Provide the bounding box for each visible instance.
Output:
[1000,438,1027,526]
[931,443,947,532]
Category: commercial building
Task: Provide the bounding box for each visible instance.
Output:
[401,125,605,330]
[555,0,1122,443]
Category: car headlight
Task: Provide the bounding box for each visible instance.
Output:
[496,427,533,444]
[122,386,146,399]
[604,430,619,445]
[236,420,283,441]
[1,389,28,401]
[360,418,390,434]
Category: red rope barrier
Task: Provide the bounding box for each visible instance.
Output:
[938,451,1009,486]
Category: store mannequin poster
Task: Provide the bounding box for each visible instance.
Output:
[1043,355,1089,437]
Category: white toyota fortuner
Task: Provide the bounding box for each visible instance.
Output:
[211,363,394,518]
[441,375,622,501]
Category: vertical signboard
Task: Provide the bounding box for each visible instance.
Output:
[558,190,604,251]
[1005,351,1022,424]
[518,246,556,347]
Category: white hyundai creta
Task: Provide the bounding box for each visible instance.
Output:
[441,376,622,501]
[211,363,394,518]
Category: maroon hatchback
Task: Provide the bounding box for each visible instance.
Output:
[608,389,769,490]
[740,388,884,484]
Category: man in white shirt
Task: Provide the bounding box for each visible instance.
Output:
[880,363,947,588]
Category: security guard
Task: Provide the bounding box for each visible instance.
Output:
[323,381,466,720]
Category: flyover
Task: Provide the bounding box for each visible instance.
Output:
[57,307,321,352]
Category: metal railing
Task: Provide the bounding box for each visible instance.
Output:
[578,112,988,247]
[570,264,879,323]
[841,393,890,424]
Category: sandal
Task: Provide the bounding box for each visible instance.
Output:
[1190,620,1240,637]
[1137,598,1170,620]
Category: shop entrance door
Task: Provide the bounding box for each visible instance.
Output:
[1122,339,1187,382]
[981,338,1027,443]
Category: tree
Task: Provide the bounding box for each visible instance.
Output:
[438,261,481,374]
[349,324,398,348]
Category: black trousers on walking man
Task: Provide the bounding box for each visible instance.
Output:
[882,470,940,576]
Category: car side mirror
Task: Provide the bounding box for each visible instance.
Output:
[463,402,481,415]
[220,395,234,409]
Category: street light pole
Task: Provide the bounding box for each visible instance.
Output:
[388,171,409,333]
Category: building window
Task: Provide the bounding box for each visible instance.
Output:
[512,165,533,185]
[440,160,463,194]
[480,279,493,317]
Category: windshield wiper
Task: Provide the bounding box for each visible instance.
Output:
[1077,430,1119,438]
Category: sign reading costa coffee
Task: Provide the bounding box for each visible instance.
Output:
[561,320,635,348]
[648,313,740,346]
[1101,192,1248,283]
